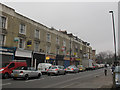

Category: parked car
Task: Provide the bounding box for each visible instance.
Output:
[11,66,42,80]
[77,65,86,72]
[0,60,27,79]
[47,65,66,76]
[113,66,120,88]
[37,63,52,74]
[65,65,79,73]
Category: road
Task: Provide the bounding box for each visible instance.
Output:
[1,68,112,89]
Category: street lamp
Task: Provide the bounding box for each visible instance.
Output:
[109,10,117,66]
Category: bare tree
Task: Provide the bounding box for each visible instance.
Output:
[96,50,114,64]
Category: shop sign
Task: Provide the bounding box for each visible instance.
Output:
[14,37,19,42]
[46,55,55,60]
[76,58,81,61]
[64,57,70,60]
[46,57,50,60]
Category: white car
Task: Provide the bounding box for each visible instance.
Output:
[47,65,66,76]
[37,63,52,74]
[65,65,79,73]
[11,66,42,80]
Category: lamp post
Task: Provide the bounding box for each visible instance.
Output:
[70,37,72,64]
[109,10,117,66]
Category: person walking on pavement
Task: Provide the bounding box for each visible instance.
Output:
[104,64,108,76]
[111,64,115,75]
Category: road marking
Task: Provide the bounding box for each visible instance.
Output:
[62,83,75,88]
[51,76,61,78]
[1,83,11,86]
[25,78,44,82]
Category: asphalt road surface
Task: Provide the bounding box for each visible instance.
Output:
[1,68,112,89]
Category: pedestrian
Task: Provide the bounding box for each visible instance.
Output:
[104,68,107,76]
[111,64,115,75]
[104,64,108,76]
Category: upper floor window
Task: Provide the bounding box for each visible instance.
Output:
[35,29,40,39]
[0,34,6,46]
[0,16,7,29]
[46,33,51,42]
[63,40,66,47]
[19,24,26,34]
[56,36,59,44]
[34,42,39,52]
[46,46,50,54]
[18,38,25,49]
[56,47,59,55]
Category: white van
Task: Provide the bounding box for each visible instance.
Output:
[37,63,52,74]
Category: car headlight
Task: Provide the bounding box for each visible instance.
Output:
[0,69,4,72]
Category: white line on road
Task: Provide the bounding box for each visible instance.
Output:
[25,78,45,82]
[50,76,61,78]
[1,83,11,86]
[62,83,75,88]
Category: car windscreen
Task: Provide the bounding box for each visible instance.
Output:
[68,66,75,68]
[115,66,120,72]
[2,63,9,67]
[15,66,28,70]
[49,66,57,69]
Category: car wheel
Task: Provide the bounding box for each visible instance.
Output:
[64,72,66,75]
[13,77,17,80]
[48,73,51,76]
[37,73,41,78]
[24,74,29,80]
[3,73,9,79]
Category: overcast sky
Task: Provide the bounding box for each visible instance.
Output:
[1,1,119,54]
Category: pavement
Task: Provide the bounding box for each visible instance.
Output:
[97,68,113,89]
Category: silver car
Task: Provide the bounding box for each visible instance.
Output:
[65,65,79,73]
[11,66,42,80]
[113,66,120,88]
[47,65,66,76]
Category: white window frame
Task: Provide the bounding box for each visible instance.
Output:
[35,29,40,39]
[0,16,7,29]
[0,34,6,46]
[19,24,26,35]
[34,42,39,52]
[46,33,51,42]
[18,38,25,49]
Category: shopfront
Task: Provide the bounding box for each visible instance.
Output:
[33,53,45,69]
[56,55,64,66]
[0,46,16,67]
[15,49,32,67]
[75,58,81,66]
[46,55,56,65]
[64,56,70,68]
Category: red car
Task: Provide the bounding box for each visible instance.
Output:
[0,60,27,79]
